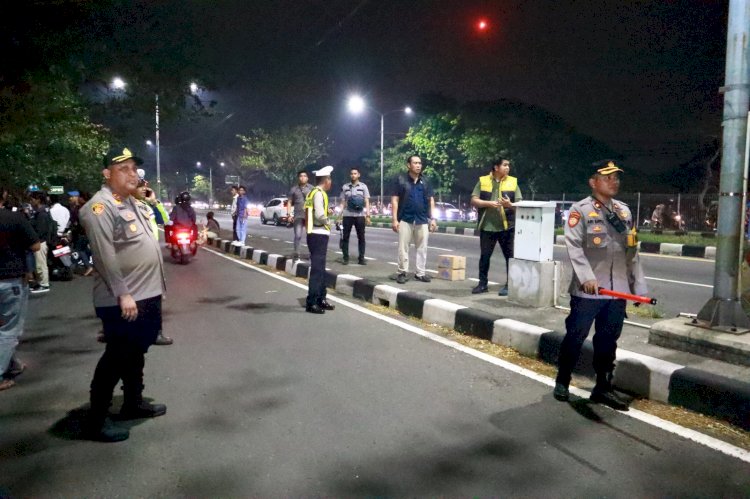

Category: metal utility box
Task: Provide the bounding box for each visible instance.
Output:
[513,201,556,262]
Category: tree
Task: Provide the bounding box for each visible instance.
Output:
[406,113,465,198]
[237,125,330,187]
[191,174,211,200]
[0,79,110,193]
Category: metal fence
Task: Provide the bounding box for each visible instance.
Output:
[426,192,720,231]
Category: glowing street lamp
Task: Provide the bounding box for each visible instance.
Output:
[347,94,413,205]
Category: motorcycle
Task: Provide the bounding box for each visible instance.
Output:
[168,224,198,264]
[48,232,74,281]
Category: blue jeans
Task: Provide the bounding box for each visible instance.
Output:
[0,278,29,377]
[236,217,248,243]
[293,218,306,254]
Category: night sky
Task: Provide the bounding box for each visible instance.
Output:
[104,1,730,184]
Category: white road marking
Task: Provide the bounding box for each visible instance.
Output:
[645,277,713,288]
[427,246,453,251]
[284,241,293,244]
[204,245,750,465]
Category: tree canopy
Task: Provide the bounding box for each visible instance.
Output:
[237,125,330,187]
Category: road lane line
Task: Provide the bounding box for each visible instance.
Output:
[645,277,713,288]
[427,246,453,251]
[203,245,750,464]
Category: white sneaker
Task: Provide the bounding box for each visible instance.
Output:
[30,285,50,294]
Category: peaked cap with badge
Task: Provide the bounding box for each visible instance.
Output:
[103,146,144,167]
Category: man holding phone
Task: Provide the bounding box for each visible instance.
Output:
[470,158,522,296]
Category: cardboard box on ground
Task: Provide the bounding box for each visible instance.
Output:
[437,255,466,281]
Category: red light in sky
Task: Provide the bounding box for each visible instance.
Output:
[477,19,488,31]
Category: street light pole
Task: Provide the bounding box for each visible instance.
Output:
[209,166,213,208]
[155,93,161,199]
[380,112,384,207]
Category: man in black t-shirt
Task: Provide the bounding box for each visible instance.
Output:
[0,186,41,391]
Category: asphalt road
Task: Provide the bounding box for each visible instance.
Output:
[2,239,746,496]
[210,211,714,318]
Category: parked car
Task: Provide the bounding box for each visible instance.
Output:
[434,202,462,221]
[260,197,292,226]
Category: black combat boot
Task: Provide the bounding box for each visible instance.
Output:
[85,393,129,442]
[590,373,629,411]
[119,399,167,420]
[120,385,166,420]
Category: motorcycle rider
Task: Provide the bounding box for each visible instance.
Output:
[168,192,197,242]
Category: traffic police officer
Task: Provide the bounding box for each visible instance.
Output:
[304,165,336,314]
[553,160,646,411]
[79,146,167,442]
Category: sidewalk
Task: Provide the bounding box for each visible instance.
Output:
[208,230,750,431]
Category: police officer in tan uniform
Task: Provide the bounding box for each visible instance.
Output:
[79,146,167,442]
[553,160,646,411]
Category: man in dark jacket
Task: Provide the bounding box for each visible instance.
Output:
[28,191,53,294]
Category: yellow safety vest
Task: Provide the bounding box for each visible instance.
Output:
[304,187,329,233]
[478,174,518,230]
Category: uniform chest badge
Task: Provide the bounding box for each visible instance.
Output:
[124,211,135,220]
[568,211,581,228]
[587,211,599,217]
[593,201,602,209]
[592,225,603,233]
[620,211,629,219]
[593,236,602,245]
[112,194,122,205]
[92,203,105,215]
[129,223,138,233]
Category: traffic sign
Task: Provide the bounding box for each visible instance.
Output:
[225,175,240,185]
[49,186,64,195]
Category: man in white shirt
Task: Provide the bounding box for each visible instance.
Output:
[49,194,70,237]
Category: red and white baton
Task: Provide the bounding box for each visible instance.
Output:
[598,288,657,305]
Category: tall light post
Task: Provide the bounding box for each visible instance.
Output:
[347,95,413,206]
[111,78,200,200]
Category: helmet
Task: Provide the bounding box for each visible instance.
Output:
[178,191,191,204]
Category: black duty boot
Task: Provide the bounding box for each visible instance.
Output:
[318,300,335,311]
[553,383,569,401]
[590,373,629,411]
[84,415,130,442]
[120,399,167,420]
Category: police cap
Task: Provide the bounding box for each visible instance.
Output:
[104,146,144,167]
[592,159,623,177]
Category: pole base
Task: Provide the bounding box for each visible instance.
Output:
[695,298,750,334]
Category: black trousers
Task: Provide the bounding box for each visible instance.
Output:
[555,296,627,387]
[341,216,366,259]
[306,233,329,307]
[478,229,514,286]
[90,296,162,416]
[232,214,238,241]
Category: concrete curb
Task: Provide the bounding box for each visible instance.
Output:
[206,237,749,430]
[554,234,715,259]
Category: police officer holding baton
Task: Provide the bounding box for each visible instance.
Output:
[79,146,167,442]
[553,160,646,411]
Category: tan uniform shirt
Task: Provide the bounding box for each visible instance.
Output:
[80,185,166,307]
[565,196,647,299]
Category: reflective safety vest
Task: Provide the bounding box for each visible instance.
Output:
[478,174,518,230]
[304,187,329,233]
